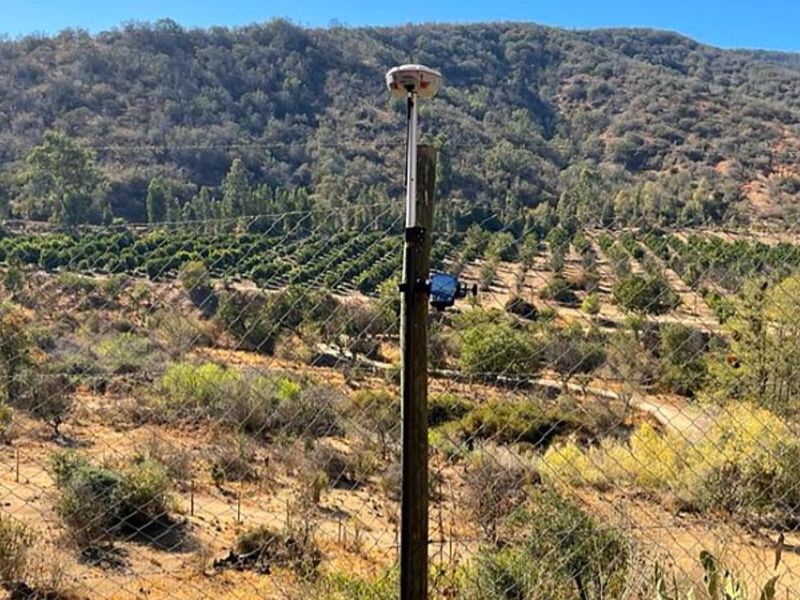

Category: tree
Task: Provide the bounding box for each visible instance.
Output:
[613,273,679,315]
[222,158,251,218]
[146,177,168,223]
[350,390,399,458]
[0,303,31,404]
[459,319,540,376]
[704,276,800,413]
[658,323,707,396]
[23,131,102,225]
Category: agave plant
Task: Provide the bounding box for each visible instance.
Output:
[653,551,778,600]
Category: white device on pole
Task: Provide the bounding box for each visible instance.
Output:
[385,64,442,228]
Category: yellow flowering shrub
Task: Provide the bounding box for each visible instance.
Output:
[540,404,800,521]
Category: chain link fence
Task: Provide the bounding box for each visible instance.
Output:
[0,207,797,599]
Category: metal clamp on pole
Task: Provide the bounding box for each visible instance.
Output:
[398,279,432,295]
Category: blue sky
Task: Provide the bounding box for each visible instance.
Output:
[2,0,799,52]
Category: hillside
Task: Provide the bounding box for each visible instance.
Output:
[1,20,800,225]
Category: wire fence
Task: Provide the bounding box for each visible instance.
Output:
[0,206,797,599]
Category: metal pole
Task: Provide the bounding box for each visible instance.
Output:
[406,92,419,228]
[400,143,436,600]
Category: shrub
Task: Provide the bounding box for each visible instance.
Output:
[466,488,629,599]
[179,260,214,309]
[428,393,473,427]
[96,332,157,374]
[543,403,800,524]
[279,385,344,440]
[208,434,259,484]
[581,292,601,315]
[156,362,237,415]
[542,325,607,381]
[458,320,540,377]
[486,232,517,262]
[613,274,680,315]
[51,451,173,546]
[539,275,579,305]
[234,524,321,579]
[460,398,568,447]
[0,515,31,583]
[15,368,74,437]
[350,389,400,456]
[463,450,531,541]
[149,310,215,357]
[312,570,397,600]
[504,296,537,320]
[658,323,707,396]
[0,403,13,442]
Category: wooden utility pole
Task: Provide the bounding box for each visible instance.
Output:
[400,144,436,600]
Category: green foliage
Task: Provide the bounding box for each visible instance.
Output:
[217,286,338,354]
[23,131,102,225]
[51,451,172,546]
[466,488,629,599]
[580,292,600,315]
[0,515,32,583]
[0,22,796,227]
[658,323,707,396]
[458,317,540,376]
[179,260,215,310]
[146,177,168,223]
[540,275,579,306]
[613,273,680,314]
[460,397,575,446]
[349,389,399,456]
[542,325,607,380]
[486,232,517,262]
[704,276,800,412]
[652,552,778,600]
[95,332,157,375]
[544,404,800,524]
[428,393,474,427]
[155,362,341,438]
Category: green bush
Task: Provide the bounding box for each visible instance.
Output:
[0,515,31,583]
[96,332,157,374]
[581,292,601,315]
[460,398,569,447]
[544,403,800,525]
[542,325,607,380]
[428,393,474,427]
[459,320,540,377]
[51,451,173,546]
[179,260,212,303]
[540,275,579,306]
[657,323,707,396]
[155,362,340,439]
[613,274,680,315]
[466,489,629,599]
[350,389,399,456]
